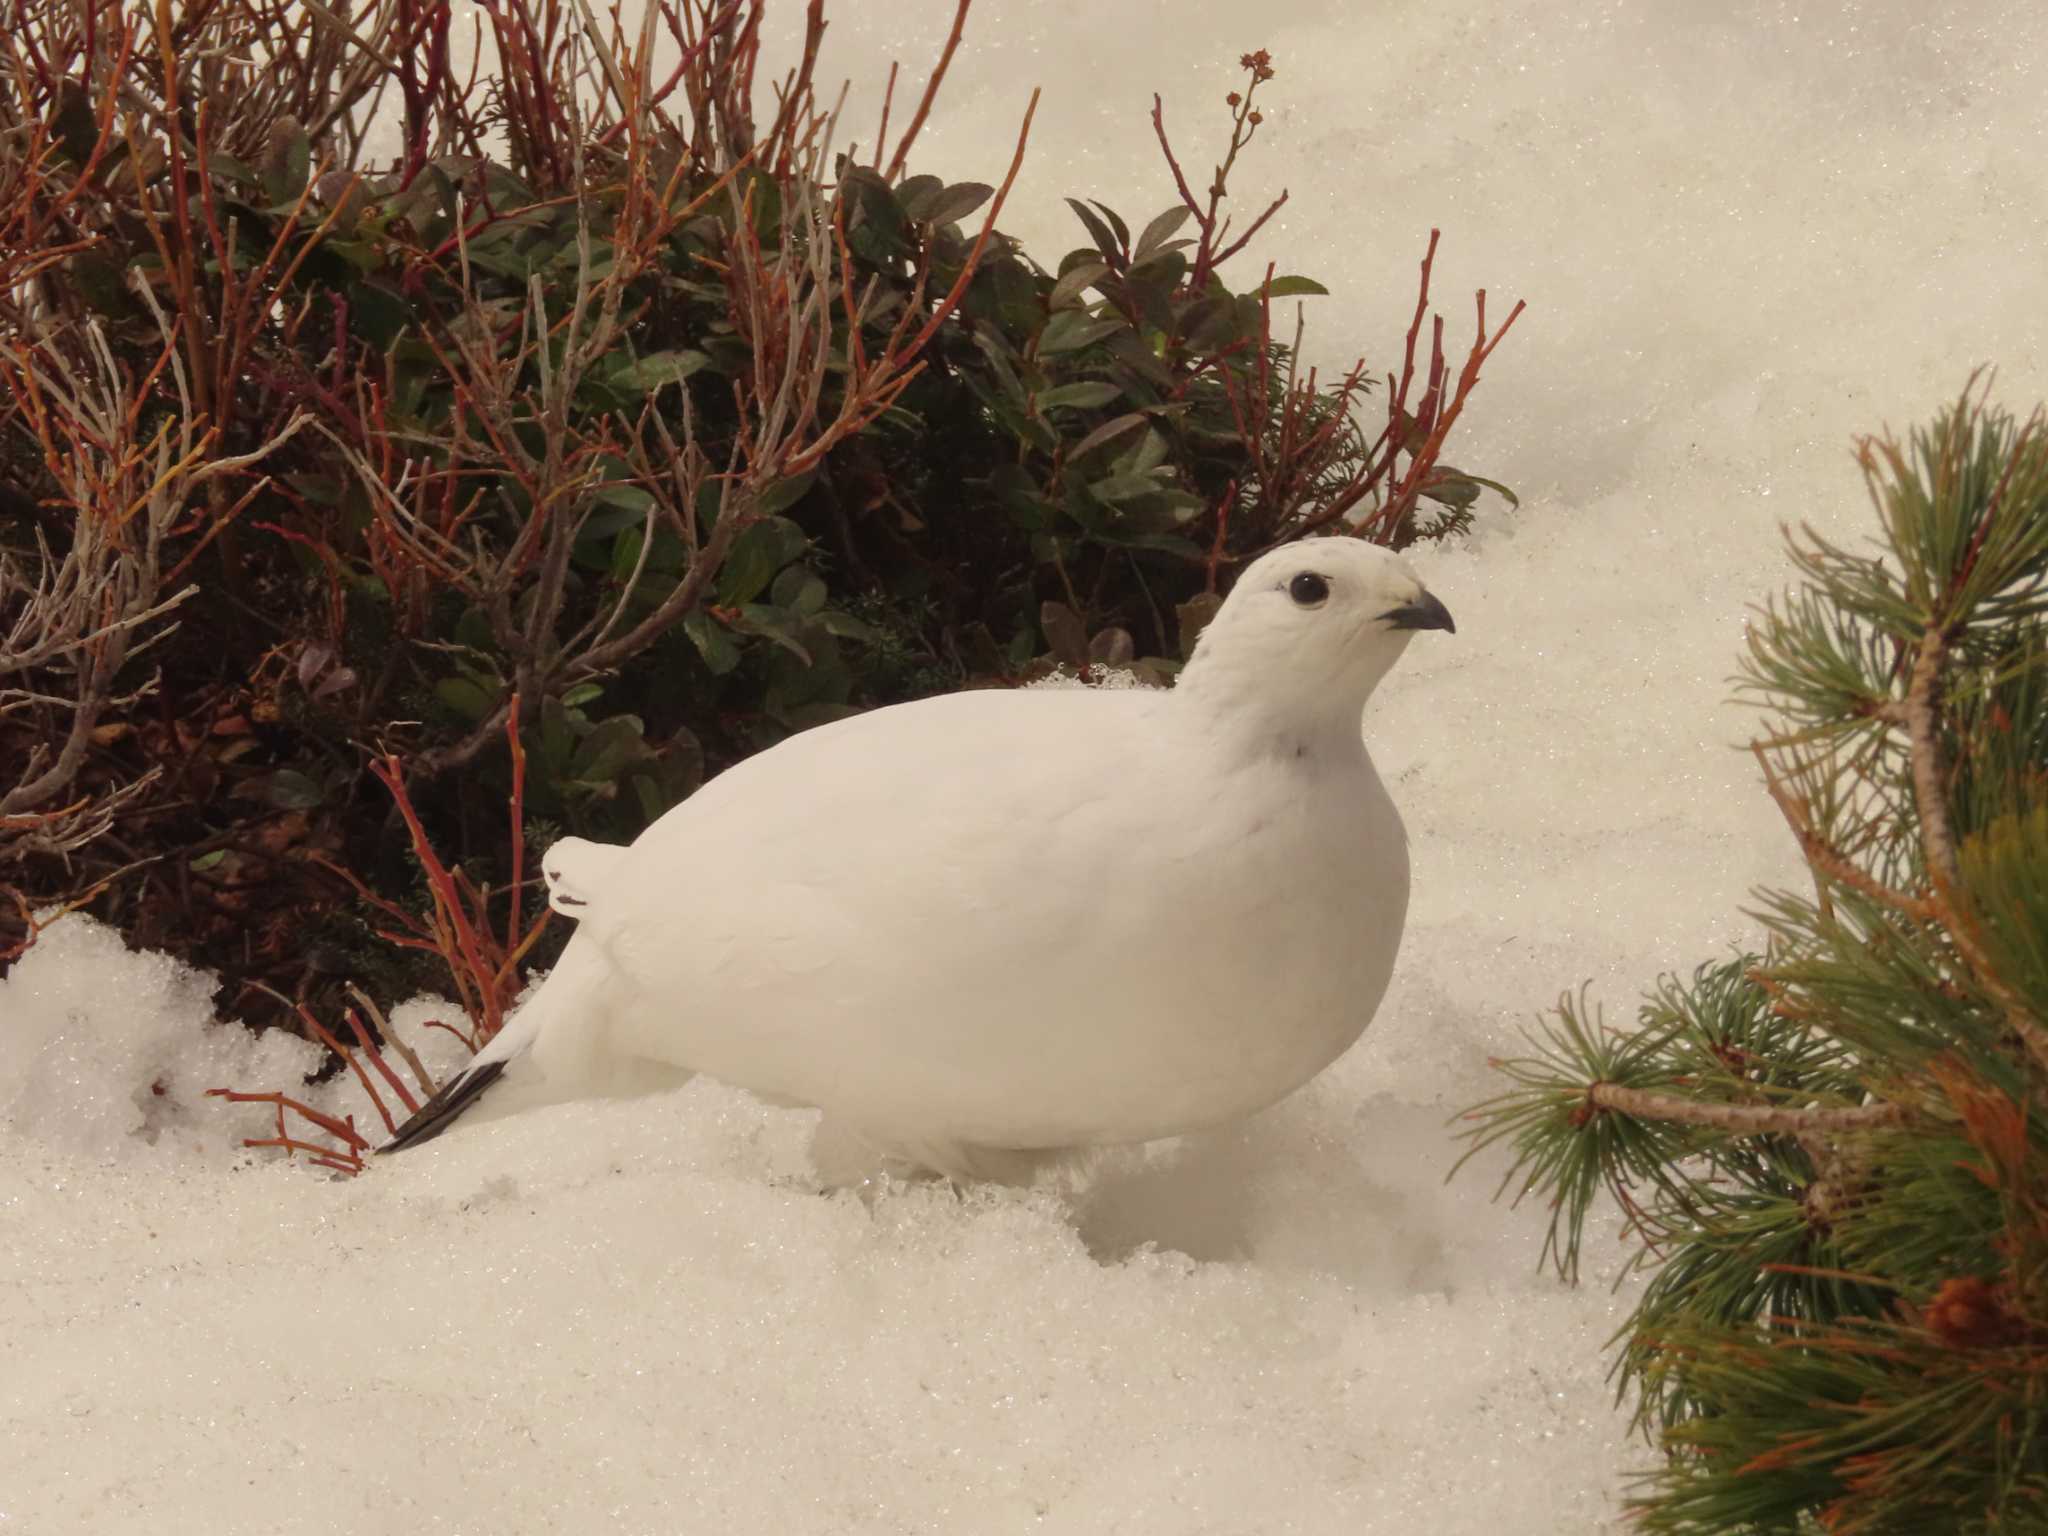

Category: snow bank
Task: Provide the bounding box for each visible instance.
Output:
[5,1,2046,1532]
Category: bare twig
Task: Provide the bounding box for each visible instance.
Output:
[883,0,970,181]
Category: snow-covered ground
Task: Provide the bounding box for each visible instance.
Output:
[5,2,2046,1531]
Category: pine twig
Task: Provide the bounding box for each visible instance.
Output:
[1587,1082,1908,1136]
[1752,743,1935,922]
[1902,626,2048,1074]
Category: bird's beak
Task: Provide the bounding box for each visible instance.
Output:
[1381,589,1456,635]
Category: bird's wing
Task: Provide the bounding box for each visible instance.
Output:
[588,684,1174,1017]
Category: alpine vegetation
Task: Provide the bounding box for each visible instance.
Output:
[1461,384,2048,1533]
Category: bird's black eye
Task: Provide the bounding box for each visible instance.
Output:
[1288,571,1330,607]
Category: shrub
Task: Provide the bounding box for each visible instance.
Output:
[0,0,1520,1046]
[1461,384,2048,1532]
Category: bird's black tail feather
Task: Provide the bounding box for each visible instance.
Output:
[379,1058,508,1153]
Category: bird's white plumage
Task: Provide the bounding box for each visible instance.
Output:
[405,538,1452,1180]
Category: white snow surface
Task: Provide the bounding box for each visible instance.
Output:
[5,2,2046,1531]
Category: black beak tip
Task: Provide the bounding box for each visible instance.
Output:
[1386,590,1456,635]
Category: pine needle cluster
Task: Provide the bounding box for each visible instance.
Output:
[1460,382,2048,1533]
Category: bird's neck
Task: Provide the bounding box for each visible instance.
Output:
[1170,663,1379,768]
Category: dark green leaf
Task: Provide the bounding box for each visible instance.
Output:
[571,715,649,782]
[1040,310,1124,355]
[610,526,648,583]
[1087,200,1131,252]
[906,181,992,226]
[1104,330,1175,389]
[315,170,371,234]
[632,774,668,824]
[1040,601,1090,667]
[989,462,1056,530]
[772,566,829,615]
[733,606,814,665]
[611,349,712,392]
[591,484,656,517]
[1069,412,1149,460]
[1259,274,1330,299]
[841,168,909,262]
[895,174,943,216]
[737,167,783,237]
[1182,293,1243,350]
[1063,197,1124,269]
[454,606,494,651]
[1134,205,1194,262]
[251,769,325,810]
[749,471,818,519]
[656,726,706,801]
[1091,471,1173,503]
[435,677,497,721]
[1177,592,1224,658]
[717,515,808,605]
[262,128,312,207]
[1089,627,1135,666]
[539,697,575,771]
[210,151,259,186]
[1117,532,1205,558]
[1115,428,1170,477]
[1124,248,1187,332]
[1419,475,1481,510]
[1429,468,1521,508]
[52,83,101,168]
[346,281,412,350]
[1049,259,1110,310]
[1129,244,1188,282]
[971,331,1031,409]
[1037,381,1123,412]
[68,252,134,319]
[818,610,880,643]
[285,475,342,509]
[684,610,742,676]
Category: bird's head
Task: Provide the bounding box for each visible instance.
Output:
[1176,537,1453,743]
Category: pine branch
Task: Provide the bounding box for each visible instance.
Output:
[1585,1083,1907,1136]
[1462,387,2048,1533]
[1903,625,2048,1074]
[1751,742,1934,923]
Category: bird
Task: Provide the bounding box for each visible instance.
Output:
[380,537,1454,1182]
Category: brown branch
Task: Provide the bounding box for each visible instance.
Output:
[886,86,1038,365]
[1208,189,1288,271]
[343,1006,424,1117]
[1589,1082,1909,1137]
[883,0,970,181]
[1902,626,2048,1074]
[206,1087,370,1157]
[1149,94,1203,226]
[296,1002,400,1136]
[1752,743,1937,922]
[347,984,438,1101]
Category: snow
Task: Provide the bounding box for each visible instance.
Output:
[5,1,2046,1531]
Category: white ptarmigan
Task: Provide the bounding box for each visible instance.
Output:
[382,537,1453,1181]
